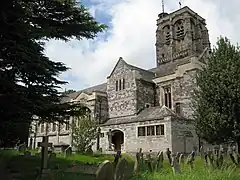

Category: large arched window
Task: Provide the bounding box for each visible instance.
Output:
[175,19,184,39]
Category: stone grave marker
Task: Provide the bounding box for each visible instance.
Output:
[24,151,31,157]
[179,153,185,164]
[207,148,214,167]
[200,146,204,159]
[115,157,134,180]
[186,150,195,169]
[65,146,72,158]
[156,151,164,169]
[96,160,114,180]
[86,145,93,155]
[171,154,180,174]
[146,150,153,172]
[49,152,56,160]
[166,148,172,164]
[217,150,224,168]
[113,151,122,170]
[37,136,53,175]
[18,142,26,153]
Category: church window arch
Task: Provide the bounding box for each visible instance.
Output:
[163,25,170,43]
[174,19,184,39]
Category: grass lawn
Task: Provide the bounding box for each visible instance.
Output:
[1,150,240,180]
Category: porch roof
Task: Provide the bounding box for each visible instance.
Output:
[102,105,179,126]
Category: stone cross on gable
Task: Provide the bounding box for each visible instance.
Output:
[37,136,52,172]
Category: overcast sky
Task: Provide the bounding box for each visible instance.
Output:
[44,0,240,91]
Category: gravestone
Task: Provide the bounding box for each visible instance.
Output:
[115,157,134,180]
[214,146,219,155]
[146,150,153,172]
[24,151,31,157]
[65,146,72,157]
[18,143,26,153]
[86,145,93,155]
[171,154,180,174]
[217,150,224,168]
[49,152,56,160]
[179,153,184,164]
[37,136,53,175]
[156,151,164,169]
[113,151,121,170]
[207,148,214,167]
[96,160,114,180]
[166,148,172,164]
[186,150,195,169]
[200,146,204,159]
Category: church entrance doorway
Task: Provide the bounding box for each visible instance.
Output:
[111,130,124,151]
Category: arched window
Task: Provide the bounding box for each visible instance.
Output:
[175,19,184,39]
[163,25,170,42]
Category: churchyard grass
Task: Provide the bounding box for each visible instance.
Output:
[133,157,240,180]
[1,150,240,180]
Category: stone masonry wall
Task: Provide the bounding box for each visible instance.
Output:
[156,69,197,119]
[171,119,198,153]
[136,80,155,110]
[107,60,137,118]
[172,69,197,119]
[100,117,172,153]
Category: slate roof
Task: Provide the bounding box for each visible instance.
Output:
[149,58,190,78]
[61,83,107,103]
[102,105,177,126]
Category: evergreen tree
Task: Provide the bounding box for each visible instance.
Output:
[194,37,240,151]
[0,0,106,146]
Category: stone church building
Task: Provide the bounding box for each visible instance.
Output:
[28,6,211,153]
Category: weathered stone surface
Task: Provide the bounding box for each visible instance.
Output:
[28,6,211,155]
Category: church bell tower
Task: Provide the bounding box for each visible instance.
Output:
[155,6,211,67]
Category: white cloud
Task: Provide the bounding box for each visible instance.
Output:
[45,0,240,90]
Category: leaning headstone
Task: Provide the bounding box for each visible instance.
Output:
[171,154,181,174]
[86,145,93,155]
[166,148,172,164]
[65,146,72,158]
[156,151,164,169]
[186,151,195,169]
[115,157,134,180]
[96,160,114,180]
[179,153,185,165]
